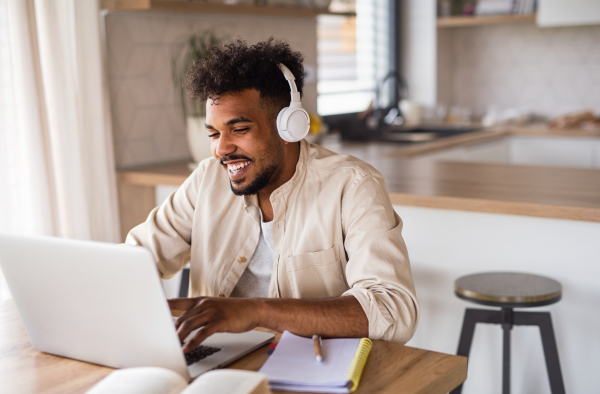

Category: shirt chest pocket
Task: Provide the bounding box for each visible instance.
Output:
[285,244,348,299]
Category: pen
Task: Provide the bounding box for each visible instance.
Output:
[313,335,323,363]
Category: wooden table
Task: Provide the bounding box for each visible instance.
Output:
[1,300,466,394]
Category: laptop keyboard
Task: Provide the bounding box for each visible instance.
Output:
[184,345,222,365]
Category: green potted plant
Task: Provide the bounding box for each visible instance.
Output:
[172,30,223,168]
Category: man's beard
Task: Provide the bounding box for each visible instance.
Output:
[230,163,278,196]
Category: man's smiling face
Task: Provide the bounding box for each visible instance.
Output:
[205,89,285,196]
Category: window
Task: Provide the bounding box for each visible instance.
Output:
[317,0,395,116]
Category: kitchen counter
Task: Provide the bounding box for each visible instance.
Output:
[116,125,600,239]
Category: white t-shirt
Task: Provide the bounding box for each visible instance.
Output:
[230,218,274,298]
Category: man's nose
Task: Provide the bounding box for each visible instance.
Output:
[215,132,236,158]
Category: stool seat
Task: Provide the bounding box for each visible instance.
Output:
[455,272,562,308]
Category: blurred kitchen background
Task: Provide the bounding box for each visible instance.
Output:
[103,0,600,168]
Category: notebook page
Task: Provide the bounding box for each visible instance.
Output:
[259,331,360,387]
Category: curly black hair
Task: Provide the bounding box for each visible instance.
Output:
[184,37,304,120]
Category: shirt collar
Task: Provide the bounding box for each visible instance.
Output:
[270,139,308,202]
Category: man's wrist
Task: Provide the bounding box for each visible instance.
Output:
[252,297,270,329]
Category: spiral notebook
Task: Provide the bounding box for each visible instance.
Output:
[258,331,372,393]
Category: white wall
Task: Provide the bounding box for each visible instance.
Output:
[397,205,600,394]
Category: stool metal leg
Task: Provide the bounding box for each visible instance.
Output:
[451,308,501,394]
[502,325,511,394]
[501,308,513,394]
[513,311,566,394]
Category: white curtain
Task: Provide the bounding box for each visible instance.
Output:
[0,0,120,301]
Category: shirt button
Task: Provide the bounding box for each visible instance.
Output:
[218,293,225,297]
[238,256,246,263]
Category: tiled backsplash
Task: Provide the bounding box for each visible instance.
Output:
[437,24,600,119]
[103,12,317,168]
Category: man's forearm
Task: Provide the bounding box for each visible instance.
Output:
[256,296,369,338]
[169,295,369,351]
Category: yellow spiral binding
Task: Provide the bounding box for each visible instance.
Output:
[345,338,372,392]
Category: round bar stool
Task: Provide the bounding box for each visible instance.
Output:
[451,272,565,394]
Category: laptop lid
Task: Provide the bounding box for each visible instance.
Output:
[0,234,274,379]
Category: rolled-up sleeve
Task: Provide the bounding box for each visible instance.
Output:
[125,165,203,279]
[341,172,419,344]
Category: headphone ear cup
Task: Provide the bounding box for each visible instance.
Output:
[277,107,310,142]
[276,107,287,138]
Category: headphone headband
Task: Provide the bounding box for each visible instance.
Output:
[278,64,301,103]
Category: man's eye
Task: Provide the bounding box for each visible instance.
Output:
[208,133,219,138]
[234,128,249,133]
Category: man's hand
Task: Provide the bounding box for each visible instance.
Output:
[169,297,261,353]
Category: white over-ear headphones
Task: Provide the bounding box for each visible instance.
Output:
[276,64,310,142]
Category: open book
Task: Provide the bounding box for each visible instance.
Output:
[258,331,372,393]
[85,367,271,394]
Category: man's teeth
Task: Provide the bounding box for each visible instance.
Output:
[228,162,250,172]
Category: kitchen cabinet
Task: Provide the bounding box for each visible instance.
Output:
[511,136,597,168]
[418,145,465,161]
[421,135,600,169]
[419,137,512,164]
[464,138,512,163]
[538,0,600,27]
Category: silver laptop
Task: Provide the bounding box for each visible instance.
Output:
[0,233,273,380]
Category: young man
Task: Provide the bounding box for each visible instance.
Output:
[126,38,419,353]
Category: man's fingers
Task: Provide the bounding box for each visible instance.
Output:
[177,311,213,343]
[183,324,219,353]
[168,297,201,311]
[174,299,212,329]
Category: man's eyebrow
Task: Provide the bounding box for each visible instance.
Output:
[225,116,252,126]
[205,116,253,130]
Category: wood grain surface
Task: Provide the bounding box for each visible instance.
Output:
[100,0,351,17]
[1,300,466,394]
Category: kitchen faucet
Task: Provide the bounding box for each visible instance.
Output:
[368,71,408,131]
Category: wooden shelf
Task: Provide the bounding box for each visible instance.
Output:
[100,0,354,18]
[437,13,536,28]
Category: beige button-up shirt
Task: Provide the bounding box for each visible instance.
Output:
[126,140,419,343]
